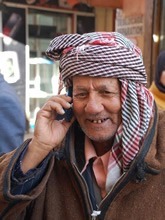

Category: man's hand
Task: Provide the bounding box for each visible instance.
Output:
[21,95,74,173]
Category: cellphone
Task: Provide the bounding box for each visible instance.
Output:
[64,87,73,122]
[56,87,73,122]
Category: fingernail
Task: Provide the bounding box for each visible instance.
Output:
[61,109,65,114]
[66,103,71,108]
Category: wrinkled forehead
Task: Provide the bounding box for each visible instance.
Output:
[72,74,120,84]
[72,75,121,94]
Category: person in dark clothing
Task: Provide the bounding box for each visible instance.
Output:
[149,50,165,110]
[0,73,26,154]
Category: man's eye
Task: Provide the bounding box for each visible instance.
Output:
[74,93,87,98]
[100,90,117,97]
[100,90,111,95]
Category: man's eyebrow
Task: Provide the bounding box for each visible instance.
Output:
[98,85,109,90]
[74,86,87,90]
[74,85,111,91]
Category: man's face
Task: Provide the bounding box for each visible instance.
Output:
[72,76,122,144]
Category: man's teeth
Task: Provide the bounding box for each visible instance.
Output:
[92,119,105,123]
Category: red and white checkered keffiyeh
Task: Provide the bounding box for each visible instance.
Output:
[46,32,154,183]
[46,32,147,88]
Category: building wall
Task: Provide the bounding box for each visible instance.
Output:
[114,0,154,86]
[95,7,115,32]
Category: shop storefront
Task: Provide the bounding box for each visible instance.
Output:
[2,0,164,132]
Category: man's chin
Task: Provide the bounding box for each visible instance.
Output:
[85,133,113,143]
[81,126,116,142]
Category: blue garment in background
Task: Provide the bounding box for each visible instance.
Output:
[0,73,26,153]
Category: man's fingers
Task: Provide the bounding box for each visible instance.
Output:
[40,96,72,117]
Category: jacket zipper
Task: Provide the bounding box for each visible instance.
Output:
[91,172,126,220]
[72,163,94,219]
[100,172,126,205]
[91,210,101,220]
[72,154,153,220]
[72,163,127,220]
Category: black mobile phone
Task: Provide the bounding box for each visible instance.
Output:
[56,87,73,122]
[64,87,73,122]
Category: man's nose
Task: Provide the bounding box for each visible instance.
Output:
[84,95,104,114]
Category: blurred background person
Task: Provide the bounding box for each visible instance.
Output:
[149,50,165,110]
[0,72,26,154]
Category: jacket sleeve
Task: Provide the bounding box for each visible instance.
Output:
[0,139,55,217]
[11,144,51,195]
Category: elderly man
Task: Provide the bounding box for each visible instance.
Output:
[0,32,165,220]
